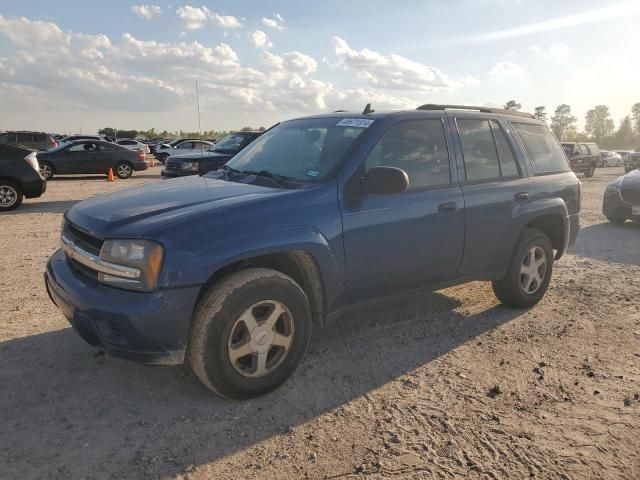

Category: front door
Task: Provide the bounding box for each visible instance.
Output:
[62,142,96,174]
[341,118,465,303]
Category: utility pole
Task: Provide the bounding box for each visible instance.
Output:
[195,80,202,139]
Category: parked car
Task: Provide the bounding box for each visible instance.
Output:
[45,105,580,399]
[561,142,600,177]
[161,131,261,178]
[600,150,623,167]
[0,142,46,211]
[0,131,58,151]
[624,152,640,173]
[115,139,151,154]
[38,140,148,180]
[59,135,114,145]
[154,139,207,163]
[603,169,640,223]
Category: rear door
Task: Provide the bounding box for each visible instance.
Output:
[341,117,465,302]
[452,116,534,276]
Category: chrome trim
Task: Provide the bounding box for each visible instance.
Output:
[61,235,141,279]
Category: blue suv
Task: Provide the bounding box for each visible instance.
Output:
[45,105,581,399]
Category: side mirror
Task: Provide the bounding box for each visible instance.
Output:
[361,166,409,195]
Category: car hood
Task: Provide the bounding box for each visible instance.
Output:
[621,169,640,187]
[169,151,233,161]
[65,176,292,238]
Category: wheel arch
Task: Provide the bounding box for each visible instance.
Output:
[515,198,570,260]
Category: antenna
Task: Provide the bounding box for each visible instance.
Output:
[195,80,202,139]
[362,103,374,114]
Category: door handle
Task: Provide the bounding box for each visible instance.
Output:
[438,202,458,212]
[514,192,529,201]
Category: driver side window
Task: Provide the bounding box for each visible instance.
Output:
[68,143,88,152]
[364,120,450,190]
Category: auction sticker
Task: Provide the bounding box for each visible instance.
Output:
[336,118,375,128]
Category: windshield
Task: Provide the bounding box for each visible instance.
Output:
[225,118,370,182]
[213,134,248,152]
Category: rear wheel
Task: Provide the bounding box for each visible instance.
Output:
[0,181,23,211]
[605,213,626,224]
[188,268,312,399]
[40,162,54,180]
[115,161,133,179]
[584,164,595,178]
[492,228,554,309]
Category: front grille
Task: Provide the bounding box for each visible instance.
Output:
[165,159,181,171]
[64,222,103,255]
[620,186,640,205]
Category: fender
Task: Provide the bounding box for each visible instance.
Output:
[161,225,344,310]
[513,196,571,259]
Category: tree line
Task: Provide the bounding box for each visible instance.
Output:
[97,126,267,141]
[504,100,640,149]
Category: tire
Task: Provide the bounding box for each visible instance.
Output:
[157,153,168,164]
[492,228,554,309]
[115,161,133,179]
[188,268,312,399]
[584,164,595,178]
[40,162,54,180]
[0,180,23,211]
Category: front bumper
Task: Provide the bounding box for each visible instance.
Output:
[45,249,200,365]
[603,189,639,220]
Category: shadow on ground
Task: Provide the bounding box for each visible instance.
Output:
[10,200,79,214]
[0,288,520,478]
[569,221,640,265]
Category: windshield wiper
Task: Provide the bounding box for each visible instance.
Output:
[240,169,292,189]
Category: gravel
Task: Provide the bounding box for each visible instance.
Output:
[1,166,639,479]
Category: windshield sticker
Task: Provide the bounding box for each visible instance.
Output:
[306,170,320,177]
[336,118,375,128]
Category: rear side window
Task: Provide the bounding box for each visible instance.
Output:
[0,133,9,143]
[490,120,520,178]
[364,119,450,190]
[17,133,33,143]
[512,123,570,175]
[587,144,600,156]
[457,119,500,181]
[579,144,589,155]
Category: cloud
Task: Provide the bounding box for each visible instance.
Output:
[448,1,640,44]
[175,5,242,31]
[488,61,526,78]
[262,51,318,76]
[131,5,162,20]
[262,14,285,30]
[332,36,460,92]
[529,43,570,59]
[249,30,272,49]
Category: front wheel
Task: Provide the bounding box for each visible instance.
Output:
[492,228,554,309]
[188,268,312,399]
[115,162,133,179]
[0,181,23,211]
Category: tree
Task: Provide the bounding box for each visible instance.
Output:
[504,100,521,111]
[550,104,577,141]
[584,105,614,143]
[613,116,636,149]
[534,106,547,123]
[632,102,640,137]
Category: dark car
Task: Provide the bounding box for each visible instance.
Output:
[38,140,148,180]
[45,104,580,399]
[0,142,46,211]
[603,168,640,223]
[624,152,640,173]
[161,131,261,178]
[0,131,58,151]
[561,142,600,177]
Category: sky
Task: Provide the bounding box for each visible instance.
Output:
[0,0,638,134]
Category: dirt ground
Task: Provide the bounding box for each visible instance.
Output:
[1,165,639,480]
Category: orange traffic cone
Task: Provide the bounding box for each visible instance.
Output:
[107,168,115,182]
[150,157,155,167]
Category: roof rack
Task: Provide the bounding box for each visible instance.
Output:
[416,104,535,119]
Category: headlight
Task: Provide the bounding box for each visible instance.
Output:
[99,239,164,291]
[181,161,199,172]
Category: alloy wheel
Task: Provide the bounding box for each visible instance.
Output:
[227,300,295,378]
[0,185,18,208]
[520,246,547,295]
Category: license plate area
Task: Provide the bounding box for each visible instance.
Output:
[632,206,640,216]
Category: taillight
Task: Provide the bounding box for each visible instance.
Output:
[139,151,145,160]
[49,138,57,147]
[24,151,40,174]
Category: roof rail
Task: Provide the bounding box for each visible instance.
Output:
[416,104,535,119]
